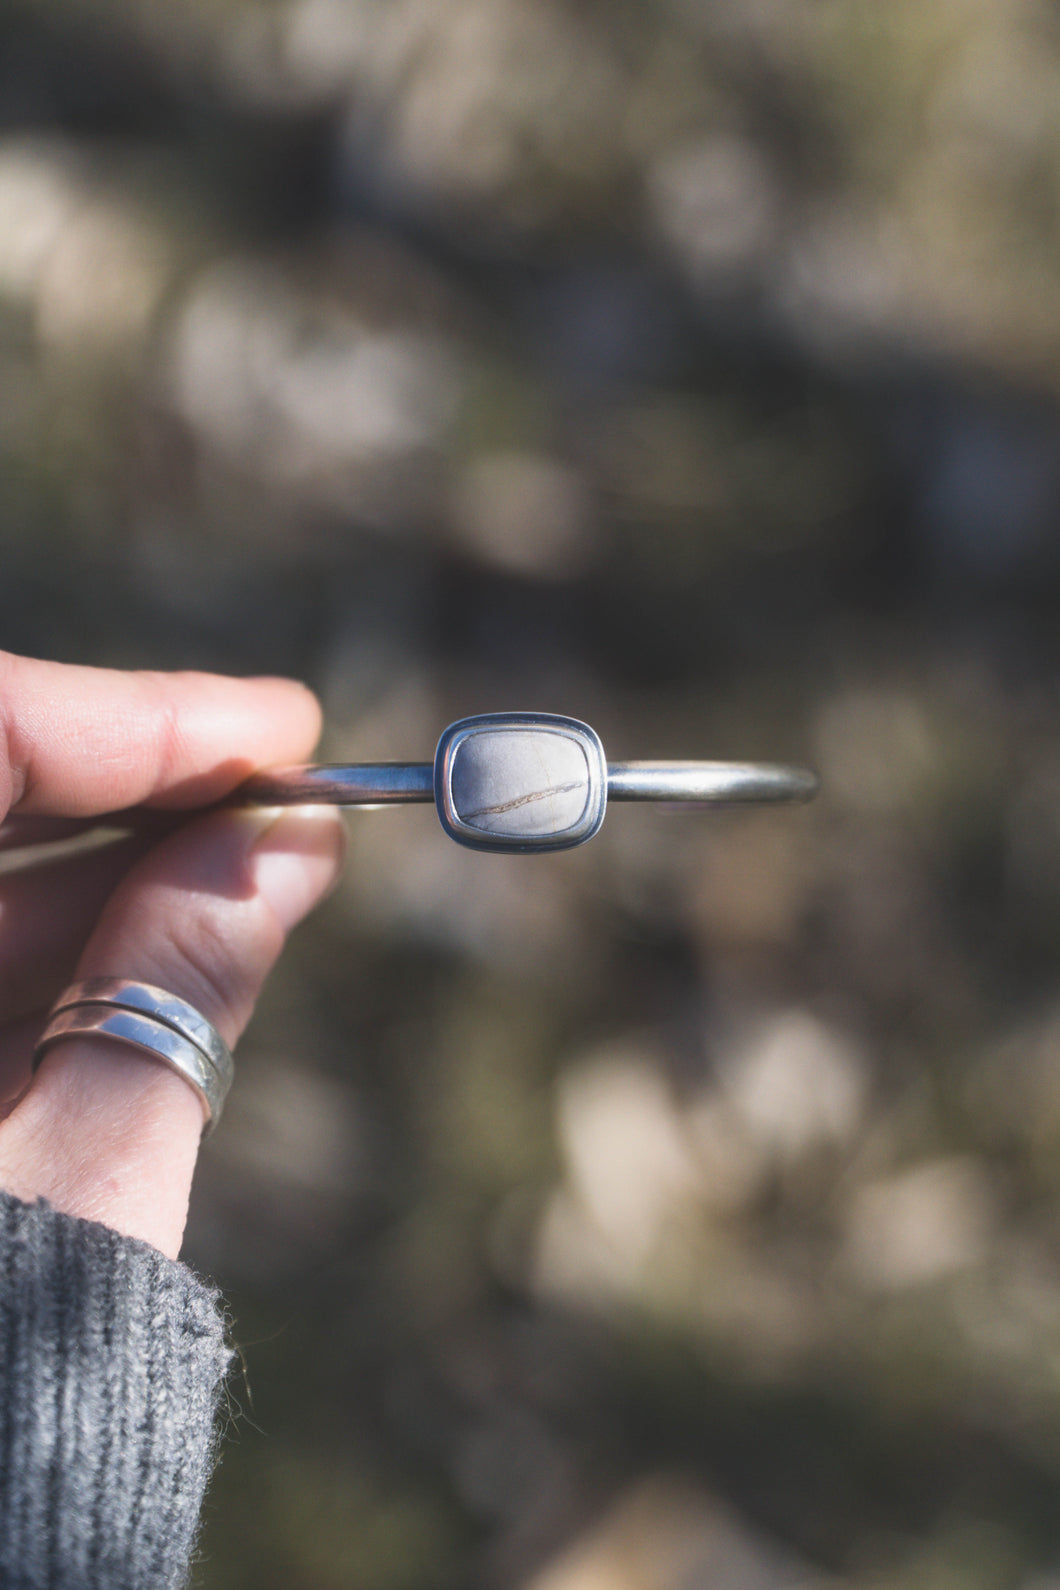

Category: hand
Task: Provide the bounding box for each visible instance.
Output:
[0,652,344,1258]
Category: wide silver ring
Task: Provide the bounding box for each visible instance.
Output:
[33,978,234,1132]
[236,711,818,855]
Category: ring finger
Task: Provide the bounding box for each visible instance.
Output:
[0,831,167,1031]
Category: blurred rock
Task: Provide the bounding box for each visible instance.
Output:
[167,257,462,511]
[717,1009,868,1163]
[220,0,374,107]
[35,199,167,357]
[553,1049,702,1268]
[336,0,628,234]
[775,203,919,361]
[0,138,169,358]
[683,1098,765,1215]
[533,1048,711,1306]
[844,1157,998,1291]
[647,135,781,290]
[449,450,596,579]
[965,1004,1060,1162]
[0,140,83,302]
[813,688,939,816]
[522,1475,830,1590]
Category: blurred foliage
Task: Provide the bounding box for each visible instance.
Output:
[5,1,1060,1586]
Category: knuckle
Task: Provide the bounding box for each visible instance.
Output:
[137,672,191,795]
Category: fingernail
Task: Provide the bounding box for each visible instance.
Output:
[249,807,345,930]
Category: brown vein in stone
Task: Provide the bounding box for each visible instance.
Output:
[463,781,584,821]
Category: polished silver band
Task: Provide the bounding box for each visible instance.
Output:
[34,978,234,1132]
[234,711,817,855]
[236,759,818,807]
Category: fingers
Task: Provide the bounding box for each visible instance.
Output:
[0,804,345,1258]
[0,833,159,1024]
[0,651,322,820]
[0,827,165,1103]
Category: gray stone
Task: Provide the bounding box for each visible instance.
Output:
[450,728,591,840]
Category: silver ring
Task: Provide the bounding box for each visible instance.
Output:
[34,979,233,1132]
[235,711,818,854]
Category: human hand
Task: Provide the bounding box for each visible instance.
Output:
[0,653,344,1258]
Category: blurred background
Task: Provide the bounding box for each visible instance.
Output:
[4,1,1060,1585]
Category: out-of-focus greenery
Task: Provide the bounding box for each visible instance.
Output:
[5,2,1060,1586]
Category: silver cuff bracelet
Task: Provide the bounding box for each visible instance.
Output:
[237,712,818,854]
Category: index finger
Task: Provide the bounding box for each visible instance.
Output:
[0,652,323,820]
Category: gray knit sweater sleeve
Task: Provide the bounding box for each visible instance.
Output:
[0,1190,233,1590]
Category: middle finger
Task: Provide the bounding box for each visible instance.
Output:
[0,831,163,1023]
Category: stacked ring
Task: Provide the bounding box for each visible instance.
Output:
[33,978,234,1133]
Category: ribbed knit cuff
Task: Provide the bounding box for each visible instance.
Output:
[0,1191,232,1590]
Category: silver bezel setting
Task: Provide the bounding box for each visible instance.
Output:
[434,712,608,853]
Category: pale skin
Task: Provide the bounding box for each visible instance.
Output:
[0,651,345,1259]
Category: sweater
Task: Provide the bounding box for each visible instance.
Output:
[0,1191,232,1589]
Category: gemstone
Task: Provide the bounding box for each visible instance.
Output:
[450,728,590,839]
